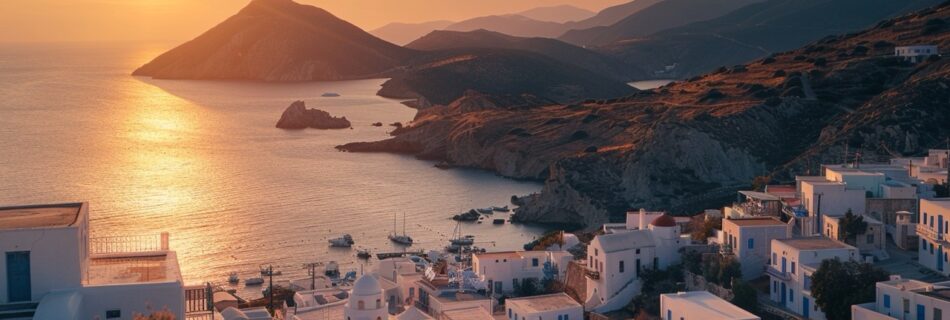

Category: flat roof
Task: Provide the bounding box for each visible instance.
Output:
[920,288,950,302]
[86,251,182,285]
[662,291,758,319]
[507,293,581,313]
[0,202,83,230]
[879,278,933,292]
[739,191,781,201]
[777,237,851,251]
[726,217,787,227]
[474,251,522,260]
[442,306,494,320]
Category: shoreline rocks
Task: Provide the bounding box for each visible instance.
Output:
[276,101,351,130]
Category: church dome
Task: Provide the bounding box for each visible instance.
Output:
[352,274,382,297]
[651,214,676,227]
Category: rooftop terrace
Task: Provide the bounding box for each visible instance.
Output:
[506,293,580,313]
[0,202,83,230]
[86,251,182,285]
[726,217,787,227]
[778,237,851,251]
[662,291,758,319]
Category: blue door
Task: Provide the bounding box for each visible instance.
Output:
[918,304,925,320]
[781,282,787,306]
[803,297,810,319]
[6,251,31,302]
[939,246,945,271]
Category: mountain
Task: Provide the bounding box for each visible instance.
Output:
[516,5,596,23]
[377,48,638,105]
[559,0,763,47]
[370,20,454,46]
[444,15,568,38]
[133,0,414,81]
[561,0,665,31]
[604,0,943,79]
[340,2,950,228]
[406,29,645,81]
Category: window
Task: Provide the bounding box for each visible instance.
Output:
[748,238,754,249]
[668,310,672,320]
[564,314,569,320]
[106,310,121,319]
[867,234,874,244]
[376,299,381,308]
[884,294,891,308]
[532,258,539,267]
[595,248,599,256]
[773,253,777,265]
[789,289,794,302]
[804,276,811,291]
[620,260,625,273]
[791,261,796,274]
[358,301,365,310]
[509,309,512,319]
[635,248,640,254]
[636,259,641,277]
[409,287,415,299]
[773,281,778,293]
[513,278,519,288]
[934,308,942,320]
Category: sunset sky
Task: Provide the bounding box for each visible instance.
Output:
[0,0,627,43]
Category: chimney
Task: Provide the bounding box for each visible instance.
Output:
[639,208,646,230]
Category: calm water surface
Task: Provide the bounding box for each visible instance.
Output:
[0,43,544,293]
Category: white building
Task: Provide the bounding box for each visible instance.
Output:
[918,198,950,276]
[344,275,389,320]
[472,250,572,295]
[506,293,582,320]
[721,217,792,279]
[0,202,192,320]
[414,276,491,318]
[892,211,919,250]
[895,45,939,63]
[851,277,950,320]
[767,237,859,319]
[660,291,759,320]
[585,212,689,312]
[822,214,886,259]
[800,180,868,236]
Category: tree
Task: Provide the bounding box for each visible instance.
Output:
[717,257,742,289]
[752,175,772,191]
[690,216,722,242]
[810,258,889,320]
[633,264,684,317]
[839,209,868,245]
[730,279,759,314]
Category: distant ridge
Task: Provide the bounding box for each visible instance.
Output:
[516,5,596,23]
[370,20,454,46]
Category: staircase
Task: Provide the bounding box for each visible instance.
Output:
[0,302,38,319]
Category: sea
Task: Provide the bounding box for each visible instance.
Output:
[0,42,545,295]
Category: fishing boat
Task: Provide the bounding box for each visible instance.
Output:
[492,218,505,225]
[357,249,372,259]
[245,277,265,286]
[329,234,355,247]
[321,92,340,97]
[389,212,414,245]
[260,265,282,276]
[228,272,239,284]
[491,205,509,212]
[325,261,340,278]
[448,221,475,246]
[475,208,493,214]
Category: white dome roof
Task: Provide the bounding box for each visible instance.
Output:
[220,307,249,320]
[396,306,434,320]
[352,274,382,297]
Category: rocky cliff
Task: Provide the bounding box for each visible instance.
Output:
[276,101,351,129]
[340,3,950,228]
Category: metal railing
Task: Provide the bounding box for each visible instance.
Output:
[185,283,215,320]
[89,232,169,255]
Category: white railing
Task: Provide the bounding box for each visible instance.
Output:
[89,232,169,255]
[917,225,942,242]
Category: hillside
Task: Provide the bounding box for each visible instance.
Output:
[340,3,950,228]
[517,5,595,23]
[133,0,414,81]
[603,0,943,79]
[377,48,638,105]
[559,0,763,47]
[370,20,454,46]
[560,0,665,32]
[444,15,567,38]
[406,29,645,81]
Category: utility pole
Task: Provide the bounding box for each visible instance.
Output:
[815,193,823,237]
[268,265,274,315]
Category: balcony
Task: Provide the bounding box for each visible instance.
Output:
[585,268,601,280]
[766,267,791,281]
[917,224,943,242]
[89,232,169,256]
[84,232,181,285]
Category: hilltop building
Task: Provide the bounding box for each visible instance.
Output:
[472,250,571,295]
[895,45,940,63]
[822,214,887,259]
